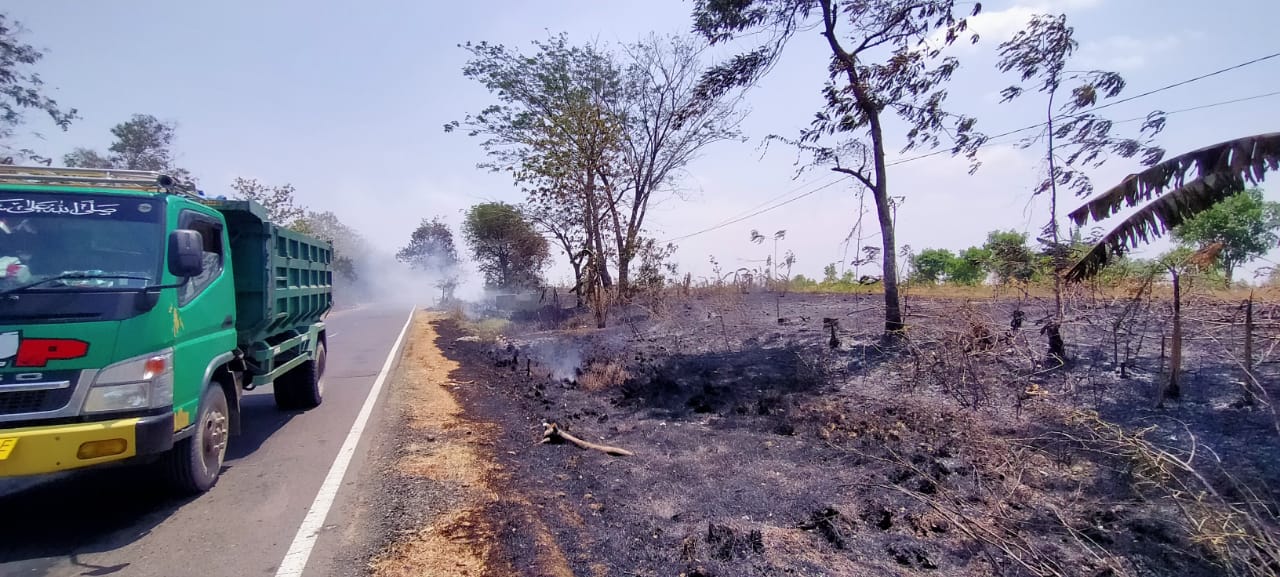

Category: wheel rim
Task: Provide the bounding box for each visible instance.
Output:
[316,346,326,396]
[200,402,229,476]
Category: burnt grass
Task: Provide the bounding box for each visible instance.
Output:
[441,290,1280,577]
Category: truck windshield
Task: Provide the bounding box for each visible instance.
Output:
[0,192,164,291]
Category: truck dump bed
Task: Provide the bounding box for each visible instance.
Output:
[202,199,333,346]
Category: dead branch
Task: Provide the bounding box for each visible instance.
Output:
[541,422,634,457]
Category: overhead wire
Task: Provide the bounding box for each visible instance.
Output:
[660,177,849,243]
[657,52,1280,243]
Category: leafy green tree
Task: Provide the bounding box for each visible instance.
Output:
[996,13,1164,322]
[231,177,305,225]
[61,148,112,168]
[106,114,178,171]
[451,35,621,291]
[0,13,78,163]
[984,230,1036,284]
[911,248,956,284]
[822,263,839,285]
[398,217,459,271]
[950,247,990,286]
[453,34,742,295]
[691,0,986,335]
[462,202,549,289]
[293,211,366,283]
[397,217,461,301]
[791,274,817,289]
[1171,188,1280,284]
[63,114,192,180]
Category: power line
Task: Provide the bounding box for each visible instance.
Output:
[660,89,1280,244]
[1113,89,1280,124]
[888,50,1280,167]
[657,53,1280,243]
[660,177,849,243]
[692,173,841,229]
[1082,51,1280,115]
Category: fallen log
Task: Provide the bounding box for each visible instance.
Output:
[540,422,633,457]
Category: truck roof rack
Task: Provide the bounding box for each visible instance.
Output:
[0,165,201,198]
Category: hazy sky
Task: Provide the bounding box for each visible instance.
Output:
[7,0,1280,284]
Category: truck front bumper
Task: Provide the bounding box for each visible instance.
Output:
[0,412,174,477]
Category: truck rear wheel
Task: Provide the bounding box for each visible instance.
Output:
[273,341,325,410]
[163,385,229,494]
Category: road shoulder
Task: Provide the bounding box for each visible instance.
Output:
[327,311,543,576]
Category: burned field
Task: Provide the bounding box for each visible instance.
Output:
[437,290,1280,577]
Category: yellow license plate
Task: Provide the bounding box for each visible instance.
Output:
[0,438,15,460]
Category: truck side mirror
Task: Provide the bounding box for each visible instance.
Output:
[168,229,205,278]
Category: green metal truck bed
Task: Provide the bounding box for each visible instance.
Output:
[201,199,333,347]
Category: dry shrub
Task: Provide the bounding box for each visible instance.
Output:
[578,359,631,393]
[443,299,466,322]
[1068,411,1280,577]
[461,318,511,343]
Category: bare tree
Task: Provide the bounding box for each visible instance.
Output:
[606,34,745,291]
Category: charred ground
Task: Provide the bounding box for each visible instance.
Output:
[386,289,1279,576]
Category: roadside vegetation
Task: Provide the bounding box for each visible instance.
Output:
[410,2,1280,575]
[5,5,1280,577]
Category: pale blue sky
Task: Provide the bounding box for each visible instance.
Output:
[7,0,1280,283]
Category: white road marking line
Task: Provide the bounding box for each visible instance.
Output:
[274,308,415,577]
[326,332,340,339]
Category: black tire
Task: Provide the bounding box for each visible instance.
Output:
[273,341,325,411]
[163,385,229,494]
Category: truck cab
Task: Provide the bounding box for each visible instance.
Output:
[0,166,332,493]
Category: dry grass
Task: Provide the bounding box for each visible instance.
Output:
[460,318,512,343]
[371,312,575,577]
[577,360,631,393]
[370,312,498,576]
[369,508,496,577]
[1069,410,1280,577]
[786,280,1280,303]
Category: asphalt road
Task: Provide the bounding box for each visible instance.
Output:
[0,305,413,577]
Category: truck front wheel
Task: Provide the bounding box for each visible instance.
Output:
[163,385,229,494]
[273,341,325,411]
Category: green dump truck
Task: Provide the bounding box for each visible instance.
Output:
[0,166,333,492]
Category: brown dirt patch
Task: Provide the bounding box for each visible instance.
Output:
[367,311,574,577]
[367,313,501,576]
[369,509,494,577]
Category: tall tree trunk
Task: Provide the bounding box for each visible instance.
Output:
[1243,292,1255,404]
[1046,92,1064,323]
[1165,269,1183,402]
[1044,93,1067,362]
[582,175,613,289]
[616,257,630,293]
[571,260,584,308]
[872,185,903,333]
[818,0,902,335]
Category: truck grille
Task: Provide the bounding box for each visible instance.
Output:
[0,372,79,416]
[0,388,75,415]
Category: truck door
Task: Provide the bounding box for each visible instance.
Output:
[170,211,237,431]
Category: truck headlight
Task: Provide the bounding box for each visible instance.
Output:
[84,349,174,413]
